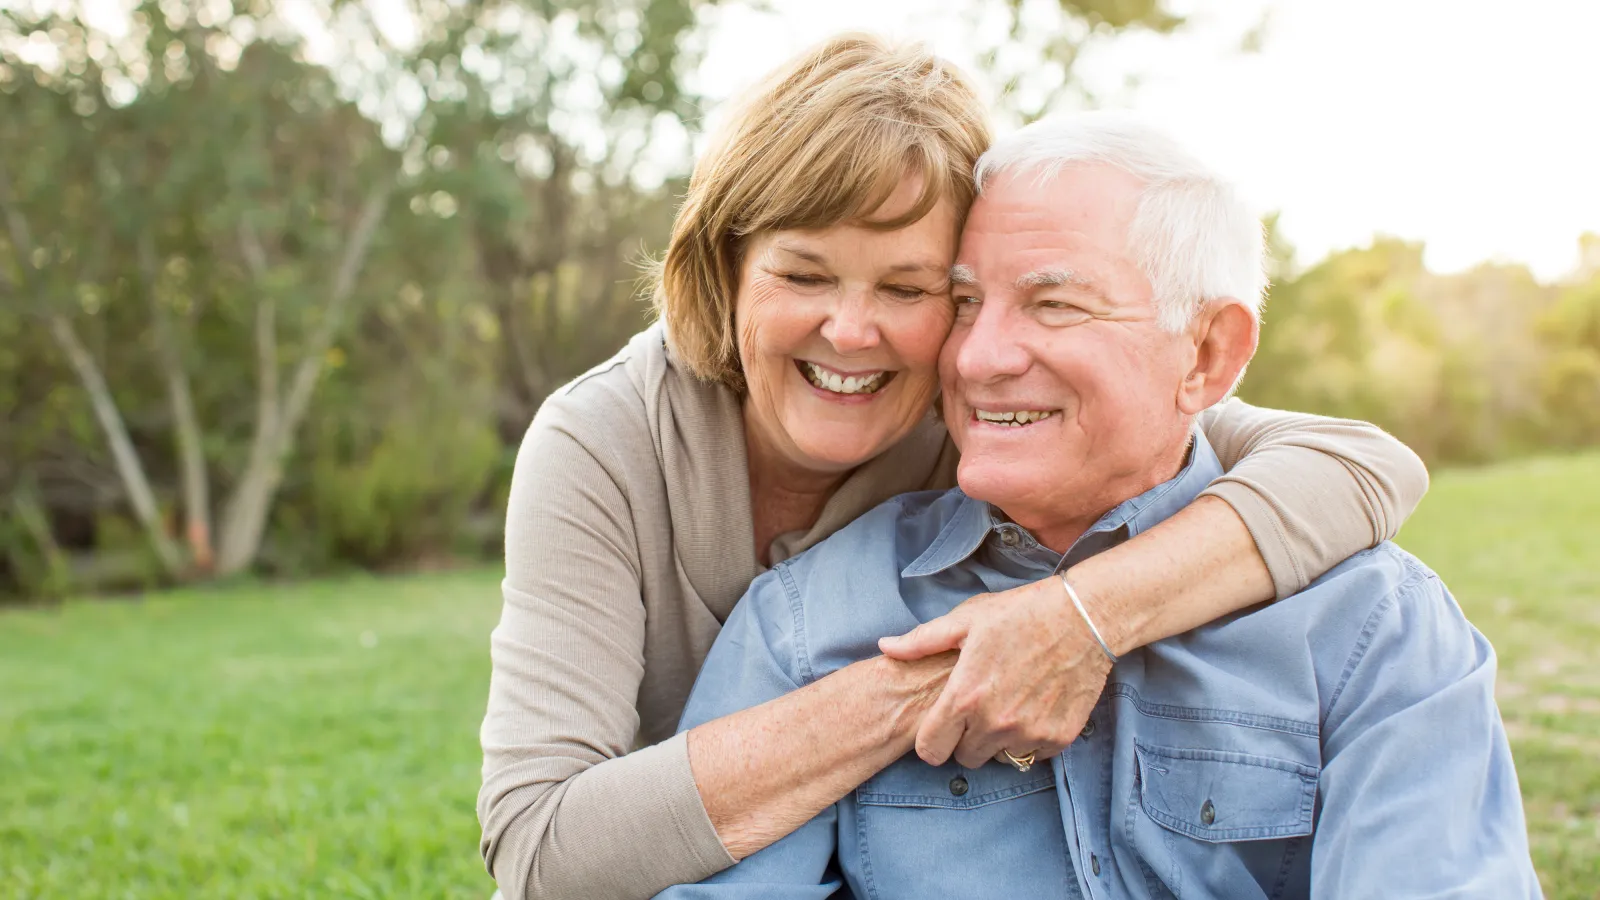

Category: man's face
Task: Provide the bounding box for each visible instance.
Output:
[940,164,1197,548]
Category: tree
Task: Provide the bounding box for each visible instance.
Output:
[1538,251,1600,447]
[969,0,1184,123]
[1,3,397,579]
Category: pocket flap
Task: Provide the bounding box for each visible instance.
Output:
[1135,741,1317,842]
[858,754,1055,809]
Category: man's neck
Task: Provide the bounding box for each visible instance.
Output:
[1019,432,1195,555]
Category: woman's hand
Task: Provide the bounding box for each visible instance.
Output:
[691,651,959,860]
[877,496,1277,770]
[878,575,1114,769]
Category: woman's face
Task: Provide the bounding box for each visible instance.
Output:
[735,177,960,477]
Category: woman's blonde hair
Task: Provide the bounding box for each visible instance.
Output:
[653,33,992,389]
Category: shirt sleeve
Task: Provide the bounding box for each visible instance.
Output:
[478,410,734,900]
[1311,571,1541,898]
[655,567,844,900]
[1198,399,1430,600]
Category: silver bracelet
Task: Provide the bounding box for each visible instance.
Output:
[1058,572,1118,664]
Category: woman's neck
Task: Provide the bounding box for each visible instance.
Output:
[744,416,848,567]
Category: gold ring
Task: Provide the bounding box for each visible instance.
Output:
[1003,749,1036,772]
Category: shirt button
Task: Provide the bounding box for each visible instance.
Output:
[1000,529,1020,547]
[1201,799,1216,826]
[1080,718,1096,738]
[949,776,969,797]
[1090,853,1101,876]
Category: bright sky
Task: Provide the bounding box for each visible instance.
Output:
[694,0,1600,279]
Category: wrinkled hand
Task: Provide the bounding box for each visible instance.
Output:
[878,576,1113,769]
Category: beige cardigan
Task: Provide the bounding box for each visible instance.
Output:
[478,325,1427,900]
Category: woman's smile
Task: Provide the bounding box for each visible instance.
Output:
[795,359,897,402]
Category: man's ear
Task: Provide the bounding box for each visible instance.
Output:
[1177,300,1259,415]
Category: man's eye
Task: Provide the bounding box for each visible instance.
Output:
[953,295,980,314]
[1038,301,1090,323]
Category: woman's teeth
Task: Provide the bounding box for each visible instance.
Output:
[801,361,890,395]
[975,409,1055,426]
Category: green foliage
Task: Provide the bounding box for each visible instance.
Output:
[2,454,1597,896]
[975,0,1185,122]
[1241,234,1597,465]
[1536,275,1600,447]
[1538,349,1600,448]
[0,0,705,597]
[304,402,501,568]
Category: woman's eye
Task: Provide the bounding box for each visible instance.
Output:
[884,285,928,300]
[783,273,830,287]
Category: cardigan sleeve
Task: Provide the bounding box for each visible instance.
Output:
[478,404,733,900]
[1197,399,1430,600]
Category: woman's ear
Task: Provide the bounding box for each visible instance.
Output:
[1177,300,1259,415]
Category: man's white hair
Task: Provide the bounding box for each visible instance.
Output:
[974,112,1266,332]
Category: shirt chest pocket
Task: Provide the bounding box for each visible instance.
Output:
[849,756,1072,900]
[1134,741,1317,841]
[1128,741,1318,900]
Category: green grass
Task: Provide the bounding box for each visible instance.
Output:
[1396,451,1600,898]
[1,452,1597,898]
[0,570,506,898]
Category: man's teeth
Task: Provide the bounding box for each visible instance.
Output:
[975,409,1055,426]
[801,362,889,395]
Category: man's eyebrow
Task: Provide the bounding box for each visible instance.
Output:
[949,264,978,286]
[1016,267,1108,300]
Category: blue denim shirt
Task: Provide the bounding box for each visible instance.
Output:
[658,432,1540,900]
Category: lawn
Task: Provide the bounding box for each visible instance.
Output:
[2,452,1597,898]
[1395,451,1600,897]
[0,570,505,898]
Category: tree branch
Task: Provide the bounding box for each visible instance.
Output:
[1,155,183,576]
[48,313,185,576]
[237,217,270,280]
[141,231,213,572]
[238,217,280,444]
[0,156,39,291]
[277,180,390,443]
[217,179,391,576]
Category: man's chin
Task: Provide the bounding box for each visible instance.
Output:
[956,460,1041,509]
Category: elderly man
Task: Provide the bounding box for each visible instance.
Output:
[656,114,1540,899]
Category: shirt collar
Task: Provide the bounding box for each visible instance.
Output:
[901,425,1224,579]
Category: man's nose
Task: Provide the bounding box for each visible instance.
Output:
[820,288,881,354]
[955,301,1030,383]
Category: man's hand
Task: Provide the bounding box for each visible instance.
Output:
[877,576,1113,769]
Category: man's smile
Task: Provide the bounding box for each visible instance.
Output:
[972,408,1058,427]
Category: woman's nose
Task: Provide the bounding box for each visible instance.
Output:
[820,289,881,354]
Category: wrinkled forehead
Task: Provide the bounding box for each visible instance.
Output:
[951,228,1140,302]
[952,171,1148,298]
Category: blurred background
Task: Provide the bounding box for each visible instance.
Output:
[1,0,1596,897]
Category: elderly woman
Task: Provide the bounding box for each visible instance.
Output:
[478,34,1428,900]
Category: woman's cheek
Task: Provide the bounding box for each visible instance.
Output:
[893,299,957,374]
[735,279,791,370]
